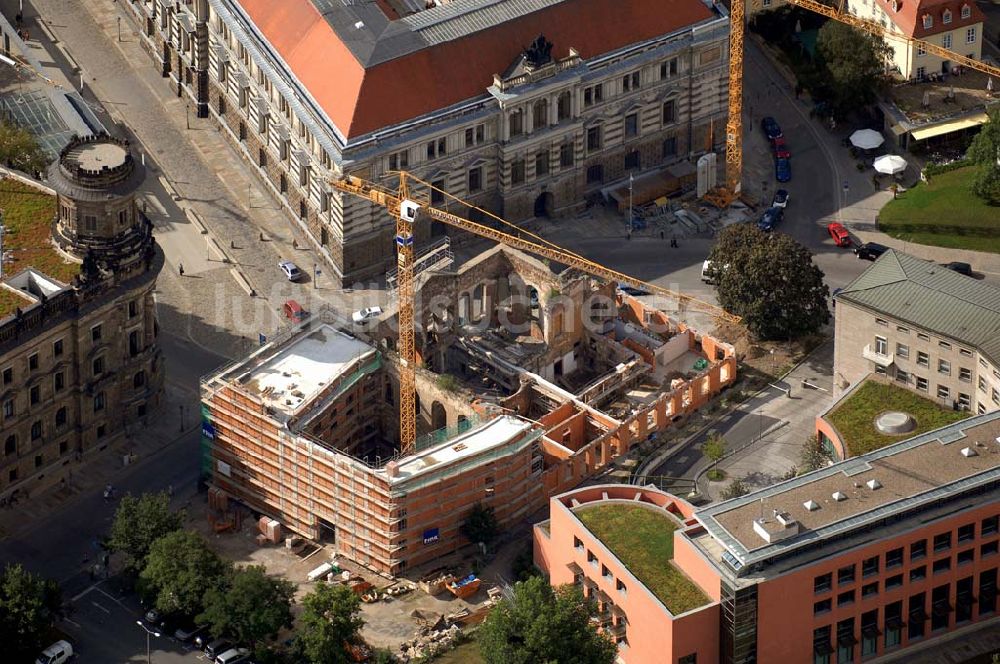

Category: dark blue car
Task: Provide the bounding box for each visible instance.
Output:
[775,157,791,183]
[761,116,783,141]
[757,207,783,232]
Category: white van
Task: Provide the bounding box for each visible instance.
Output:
[701,260,728,284]
[36,641,73,664]
[216,647,250,664]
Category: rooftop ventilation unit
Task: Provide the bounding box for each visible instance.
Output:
[832,491,847,502]
[866,479,882,490]
[961,446,978,457]
[803,500,820,511]
[354,20,365,29]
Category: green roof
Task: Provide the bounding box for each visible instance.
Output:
[575,504,709,615]
[838,250,1000,365]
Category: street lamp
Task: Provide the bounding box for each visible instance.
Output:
[117,16,121,43]
[135,621,161,664]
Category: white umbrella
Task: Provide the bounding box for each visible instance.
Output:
[874,154,908,175]
[850,129,884,150]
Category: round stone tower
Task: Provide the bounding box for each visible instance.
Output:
[48,133,152,282]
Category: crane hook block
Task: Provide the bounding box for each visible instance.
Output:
[400,199,419,223]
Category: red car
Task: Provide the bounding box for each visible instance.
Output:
[828,222,851,247]
[772,136,791,159]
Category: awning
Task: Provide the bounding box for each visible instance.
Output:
[911,112,989,141]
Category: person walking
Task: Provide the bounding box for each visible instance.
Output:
[178,262,185,276]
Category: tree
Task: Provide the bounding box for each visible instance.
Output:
[108,491,184,576]
[815,22,890,117]
[967,109,1000,205]
[721,476,750,500]
[460,502,499,546]
[295,582,364,664]
[800,435,833,473]
[139,530,229,618]
[198,565,294,648]
[0,120,48,175]
[0,564,63,662]
[702,432,727,481]
[478,576,616,664]
[708,224,830,340]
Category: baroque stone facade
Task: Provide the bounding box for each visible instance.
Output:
[0,135,164,502]
[122,0,730,285]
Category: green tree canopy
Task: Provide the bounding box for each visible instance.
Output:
[460,502,499,546]
[0,120,48,175]
[295,582,365,664]
[800,435,833,473]
[966,109,1000,205]
[198,565,294,648]
[477,576,616,664]
[139,530,229,618]
[108,491,184,576]
[815,22,890,117]
[708,223,830,340]
[0,564,63,662]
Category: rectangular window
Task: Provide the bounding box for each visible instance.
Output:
[983,516,999,536]
[937,385,950,400]
[940,340,951,350]
[586,165,603,184]
[874,336,888,355]
[967,27,977,44]
[896,369,910,385]
[993,387,1000,405]
[94,392,105,412]
[4,399,14,419]
[862,556,879,578]
[53,339,63,357]
[91,324,102,342]
[886,547,904,568]
[918,332,930,341]
[909,592,927,639]
[932,558,951,574]
[931,584,950,631]
[28,353,38,371]
[1,367,10,385]
[896,343,909,359]
[862,581,879,598]
[875,318,888,327]
[958,523,975,543]
[815,573,833,593]
[624,113,638,139]
[959,367,972,382]
[467,167,482,193]
[662,137,677,158]
[813,625,832,664]
[837,590,855,606]
[938,359,951,375]
[29,386,39,405]
[980,568,998,616]
[912,539,927,560]
[916,376,928,392]
[465,127,475,148]
[884,601,902,648]
[586,126,602,151]
[54,372,64,392]
[814,598,832,615]
[535,150,550,177]
[559,142,573,168]
[957,549,975,566]
[836,617,855,664]
[917,351,929,367]
[944,33,953,48]
[511,160,525,185]
[838,564,856,585]
[960,348,973,357]
[662,100,676,124]
[934,532,952,553]
[897,325,909,334]
[910,565,927,582]
[886,574,904,590]
[980,376,988,392]
[861,609,878,657]
[958,392,971,409]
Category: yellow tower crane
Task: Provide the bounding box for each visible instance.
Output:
[332,172,741,451]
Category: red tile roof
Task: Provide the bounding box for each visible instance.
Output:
[237,0,716,139]
[874,0,985,40]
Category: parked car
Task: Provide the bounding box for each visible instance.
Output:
[827,222,851,247]
[772,189,789,209]
[943,261,973,277]
[36,641,73,664]
[775,157,791,183]
[352,306,383,324]
[278,260,303,282]
[772,136,791,159]
[701,260,728,284]
[854,242,889,261]
[216,647,251,664]
[174,622,209,643]
[204,638,233,659]
[282,299,309,322]
[761,116,783,141]
[143,609,163,627]
[757,207,783,232]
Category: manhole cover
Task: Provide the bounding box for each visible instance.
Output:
[875,411,916,435]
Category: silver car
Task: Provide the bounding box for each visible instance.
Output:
[279,260,303,281]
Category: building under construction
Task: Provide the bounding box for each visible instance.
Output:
[200,246,735,574]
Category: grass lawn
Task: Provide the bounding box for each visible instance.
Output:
[433,641,484,664]
[0,178,75,318]
[878,166,1000,253]
[826,380,970,456]
[576,504,708,615]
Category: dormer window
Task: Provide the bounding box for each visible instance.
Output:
[961,4,971,18]
[923,14,933,29]
[943,9,951,24]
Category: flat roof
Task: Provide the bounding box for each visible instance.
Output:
[384,415,532,483]
[696,410,1000,572]
[242,323,374,418]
